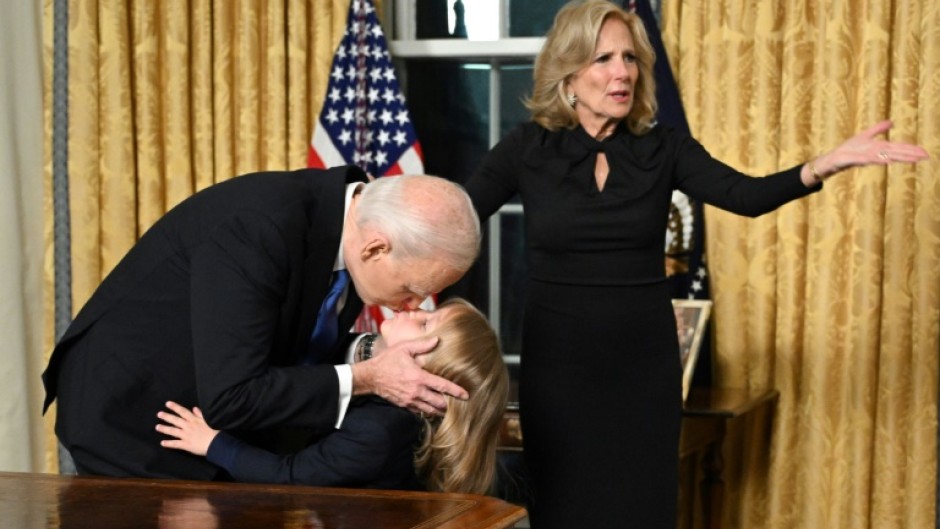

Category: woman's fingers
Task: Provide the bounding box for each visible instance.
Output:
[858,119,892,140]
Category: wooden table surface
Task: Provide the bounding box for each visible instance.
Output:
[0,471,526,529]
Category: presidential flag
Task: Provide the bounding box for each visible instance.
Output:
[627,0,709,302]
[630,0,712,385]
[309,0,431,331]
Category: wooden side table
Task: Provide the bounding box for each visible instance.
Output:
[681,387,779,529]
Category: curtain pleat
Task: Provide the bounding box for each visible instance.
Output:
[43,0,356,473]
[662,1,939,528]
[41,0,56,473]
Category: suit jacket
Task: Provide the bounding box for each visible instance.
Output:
[42,165,367,479]
[207,396,422,489]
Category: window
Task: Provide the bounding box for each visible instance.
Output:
[386,0,569,363]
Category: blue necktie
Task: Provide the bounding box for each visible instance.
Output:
[306,270,350,363]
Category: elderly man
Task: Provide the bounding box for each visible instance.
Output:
[42,165,480,479]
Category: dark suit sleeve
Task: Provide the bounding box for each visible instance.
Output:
[190,211,340,432]
[206,400,419,488]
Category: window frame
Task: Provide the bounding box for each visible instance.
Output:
[385,0,545,365]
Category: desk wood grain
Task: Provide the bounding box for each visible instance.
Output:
[0,471,526,529]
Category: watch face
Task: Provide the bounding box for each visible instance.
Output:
[364,334,377,360]
[358,334,377,362]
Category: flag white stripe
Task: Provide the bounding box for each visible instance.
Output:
[311,123,346,169]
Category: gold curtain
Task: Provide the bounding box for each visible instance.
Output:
[662,1,939,528]
[43,0,358,472]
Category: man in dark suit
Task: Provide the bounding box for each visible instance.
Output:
[41,165,480,479]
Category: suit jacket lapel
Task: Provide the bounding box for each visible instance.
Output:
[292,166,369,363]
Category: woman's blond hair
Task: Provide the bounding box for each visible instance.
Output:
[525,0,658,135]
[414,298,509,495]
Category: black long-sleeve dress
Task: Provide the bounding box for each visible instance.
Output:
[464,122,816,529]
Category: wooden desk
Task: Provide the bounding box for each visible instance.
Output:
[497,387,778,529]
[0,471,527,529]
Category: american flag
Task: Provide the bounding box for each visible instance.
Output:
[308,0,424,177]
[308,0,431,331]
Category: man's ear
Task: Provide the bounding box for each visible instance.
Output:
[360,234,391,262]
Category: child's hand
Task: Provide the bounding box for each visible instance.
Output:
[156,401,219,456]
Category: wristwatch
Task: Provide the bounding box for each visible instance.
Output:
[356,333,378,362]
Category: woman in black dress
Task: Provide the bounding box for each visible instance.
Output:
[463,1,929,527]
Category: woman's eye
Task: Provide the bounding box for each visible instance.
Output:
[625,53,637,63]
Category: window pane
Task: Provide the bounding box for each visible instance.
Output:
[402,61,490,183]
[403,0,579,40]
[508,0,570,37]
[499,63,533,138]
[414,0,499,40]
[498,212,527,358]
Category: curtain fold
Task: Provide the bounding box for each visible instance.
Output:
[662,1,939,528]
[43,0,355,472]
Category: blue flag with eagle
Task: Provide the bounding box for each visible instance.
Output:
[629,0,712,386]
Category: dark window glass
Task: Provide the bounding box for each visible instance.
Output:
[414,0,459,39]
[402,61,490,184]
[498,212,527,357]
[508,0,570,37]
[499,63,533,138]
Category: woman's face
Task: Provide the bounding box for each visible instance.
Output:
[380,306,454,347]
[566,17,638,138]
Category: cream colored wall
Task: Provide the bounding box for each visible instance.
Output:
[0,0,47,472]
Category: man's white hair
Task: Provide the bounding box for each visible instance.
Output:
[356,175,481,271]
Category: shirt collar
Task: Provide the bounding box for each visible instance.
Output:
[336,182,365,272]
